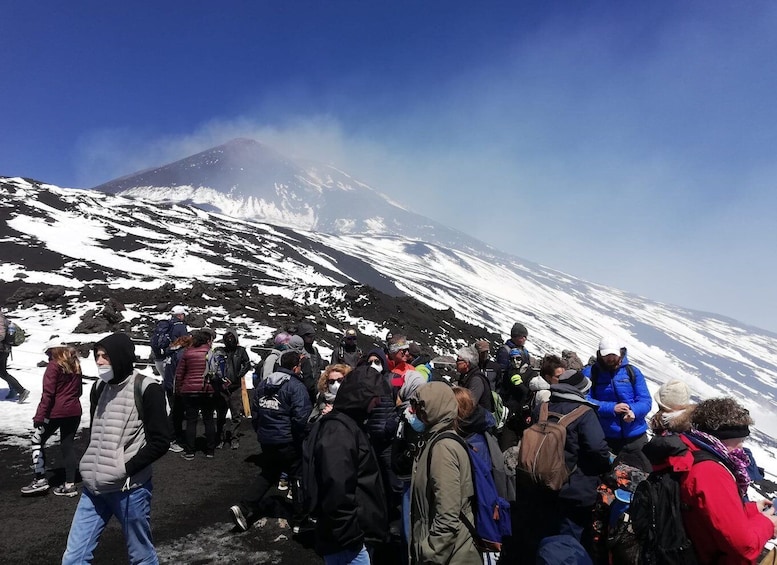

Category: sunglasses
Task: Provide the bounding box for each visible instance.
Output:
[328,377,344,385]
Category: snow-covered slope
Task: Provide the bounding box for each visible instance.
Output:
[2,176,777,488]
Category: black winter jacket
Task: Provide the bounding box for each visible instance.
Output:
[312,366,389,555]
[252,367,312,445]
[534,385,610,507]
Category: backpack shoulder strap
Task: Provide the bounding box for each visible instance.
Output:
[625,364,636,385]
[558,405,591,428]
[134,373,150,421]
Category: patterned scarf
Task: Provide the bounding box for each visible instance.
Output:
[686,428,752,498]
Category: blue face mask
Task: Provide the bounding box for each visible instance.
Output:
[406,410,426,433]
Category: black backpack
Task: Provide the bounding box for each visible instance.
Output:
[630,449,719,565]
[149,319,173,358]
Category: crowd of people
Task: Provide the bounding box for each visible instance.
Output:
[6,306,777,564]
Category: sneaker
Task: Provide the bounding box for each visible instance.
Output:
[17,389,30,404]
[277,477,289,491]
[52,484,78,497]
[168,441,184,453]
[205,452,215,459]
[181,452,195,461]
[230,505,249,532]
[21,477,49,495]
[230,439,239,450]
[215,441,225,450]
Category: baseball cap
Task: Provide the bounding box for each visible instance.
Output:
[598,336,622,357]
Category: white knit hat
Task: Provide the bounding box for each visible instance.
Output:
[654,379,692,412]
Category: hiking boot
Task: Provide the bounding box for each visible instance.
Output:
[230,505,249,532]
[181,452,195,461]
[215,441,225,450]
[168,441,184,453]
[21,477,49,496]
[205,452,215,459]
[230,438,239,450]
[292,517,315,535]
[17,389,30,404]
[52,484,78,497]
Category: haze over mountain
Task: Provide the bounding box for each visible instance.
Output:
[94,138,489,256]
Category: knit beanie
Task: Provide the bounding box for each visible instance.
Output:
[511,322,528,338]
[654,379,691,412]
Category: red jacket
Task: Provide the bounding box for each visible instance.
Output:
[175,344,214,395]
[33,362,82,423]
[674,435,773,564]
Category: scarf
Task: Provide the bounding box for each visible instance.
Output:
[686,428,751,498]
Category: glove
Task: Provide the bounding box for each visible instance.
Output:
[33,420,43,428]
[510,373,524,386]
[121,476,131,492]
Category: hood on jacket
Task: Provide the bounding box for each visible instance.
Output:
[333,365,386,422]
[359,347,389,373]
[94,333,136,384]
[398,369,427,402]
[265,367,295,388]
[458,404,494,436]
[224,327,240,349]
[415,381,457,434]
[549,383,599,407]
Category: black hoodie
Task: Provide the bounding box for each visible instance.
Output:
[313,366,389,555]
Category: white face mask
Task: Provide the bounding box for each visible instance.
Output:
[370,361,383,373]
[328,381,341,395]
[97,364,114,383]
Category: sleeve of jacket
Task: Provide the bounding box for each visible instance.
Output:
[495,345,510,371]
[629,366,653,418]
[577,409,611,473]
[174,351,187,392]
[238,349,251,379]
[686,462,774,562]
[125,382,172,477]
[34,363,59,424]
[421,440,472,563]
[583,366,615,415]
[316,419,364,551]
[289,380,313,442]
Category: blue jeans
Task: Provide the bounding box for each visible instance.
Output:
[62,482,158,565]
[324,545,371,565]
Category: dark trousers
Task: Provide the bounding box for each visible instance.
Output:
[181,394,217,454]
[240,442,303,524]
[0,351,25,394]
[32,416,80,482]
[215,388,243,441]
[605,433,647,456]
[165,390,185,442]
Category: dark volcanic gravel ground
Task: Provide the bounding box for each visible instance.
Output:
[0,421,331,565]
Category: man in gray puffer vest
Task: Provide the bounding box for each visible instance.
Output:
[62,333,171,565]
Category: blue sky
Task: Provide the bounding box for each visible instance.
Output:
[3,2,777,333]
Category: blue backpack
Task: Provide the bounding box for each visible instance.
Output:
[427,431,512,552]
[149,319,173,357]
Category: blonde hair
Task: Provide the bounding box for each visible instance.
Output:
[49,346,81,376]
[452,386,476,433]
[318,364,352,393]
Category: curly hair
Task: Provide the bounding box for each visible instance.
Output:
[691,397,753,431]
[318,364,352,393]
[539,354,565,378]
